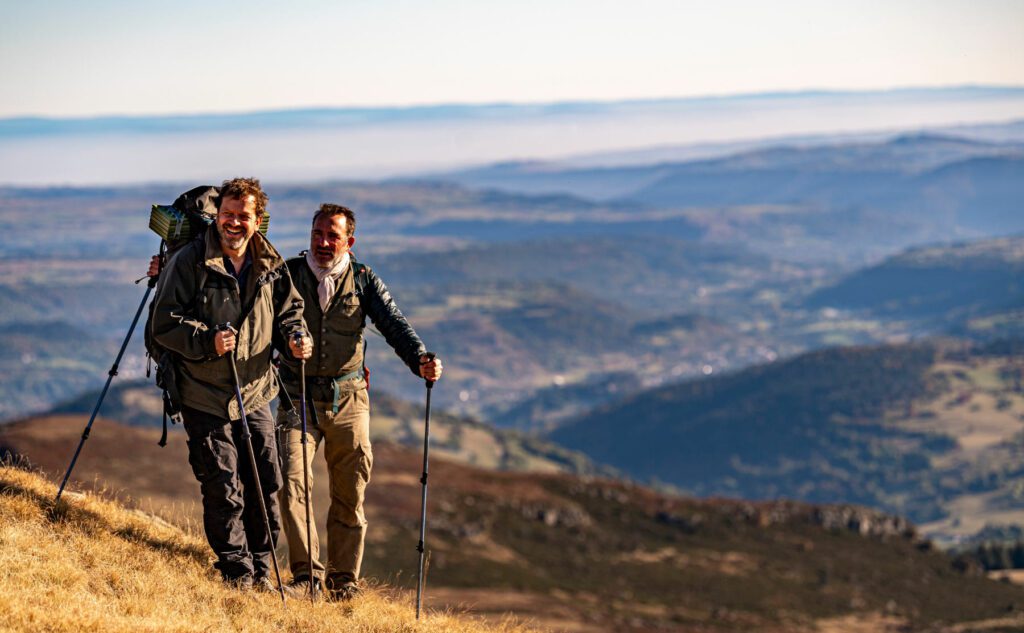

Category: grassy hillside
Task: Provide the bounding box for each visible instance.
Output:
[0,464,535,633]
[4,416,1024,632]
[550,339,1024,538]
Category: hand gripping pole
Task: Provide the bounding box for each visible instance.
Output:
[415,352,436,620]
[293,332,316,603]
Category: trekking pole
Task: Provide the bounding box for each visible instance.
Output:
[220,323,286,605]
[55,275,158,503]
[415,352,436,620]
[293,332,316,604]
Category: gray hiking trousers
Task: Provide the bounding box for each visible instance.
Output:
[182,403,283,582]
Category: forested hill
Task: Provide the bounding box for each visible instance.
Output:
[549,339,1024,536]
[805,235,1024,336]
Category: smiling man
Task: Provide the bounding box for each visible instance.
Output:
[150,177,312,591]
[277,203,442,600]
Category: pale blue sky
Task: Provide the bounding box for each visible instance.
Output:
[1,0,1022,118]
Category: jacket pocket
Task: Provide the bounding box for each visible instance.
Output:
[332,292,363,332]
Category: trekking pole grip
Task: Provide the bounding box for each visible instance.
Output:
[421,352,436,389]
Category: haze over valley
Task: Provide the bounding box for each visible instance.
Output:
[2,89,1024,631]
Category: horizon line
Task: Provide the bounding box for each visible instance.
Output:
[3,83,1024,124]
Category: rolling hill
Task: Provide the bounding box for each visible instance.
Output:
[805,236,1024,337]
[443,134,1024,265]
[4,416,1024,632]
[0,182,809,422]
[0,462,537,633]
[443,132,1024,201]
[549,338,1024,541]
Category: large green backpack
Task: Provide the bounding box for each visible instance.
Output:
[144,186,220,445]
[144,186,276,444]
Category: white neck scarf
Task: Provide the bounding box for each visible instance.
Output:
[305,250,350,312]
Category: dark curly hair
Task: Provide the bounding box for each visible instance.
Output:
[219,177,269,219]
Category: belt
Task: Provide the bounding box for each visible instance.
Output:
[308,371,364,414]
[307,371,362,386]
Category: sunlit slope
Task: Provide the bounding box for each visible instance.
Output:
[4,417,1024,632]
[0,464,536,633]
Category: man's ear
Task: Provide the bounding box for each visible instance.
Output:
[348,236,356,248]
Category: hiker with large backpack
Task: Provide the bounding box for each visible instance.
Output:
[148,177,311,593]
[276,203,443,601]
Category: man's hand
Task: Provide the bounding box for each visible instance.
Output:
[147,255,162,278]
[214,328,237,356]
[419,354,443,382]
[290,333,313,360]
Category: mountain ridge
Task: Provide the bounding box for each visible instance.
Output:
[6,86,1023,136]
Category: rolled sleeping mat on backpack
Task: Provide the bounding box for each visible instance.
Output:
[149,204,270,241]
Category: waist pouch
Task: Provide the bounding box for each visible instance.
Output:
[305,371,364,414]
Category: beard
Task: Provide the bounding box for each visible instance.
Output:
[218,224,249,252]
[313,248,342,268]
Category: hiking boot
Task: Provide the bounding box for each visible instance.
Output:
[253,576,300,598]
[288,575,325,597]
[328,581,361,602]
[223,574,254,591]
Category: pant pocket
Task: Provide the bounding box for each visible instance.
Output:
[186,435,217,482]
[356,442,373,485]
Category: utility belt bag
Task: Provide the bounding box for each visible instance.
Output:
[305,371,365,414]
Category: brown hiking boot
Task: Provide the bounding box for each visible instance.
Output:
[223,574,254,591]
[253,576,300,598]
[288,575,325,597]
[328,581,361,602]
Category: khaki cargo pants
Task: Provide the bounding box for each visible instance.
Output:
[277,388,371,588]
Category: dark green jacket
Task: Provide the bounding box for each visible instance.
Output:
[278,253,425,397]
[151,226,306,419]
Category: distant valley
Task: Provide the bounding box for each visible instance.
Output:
[2,122,1023,562]
[6,131,1023,423]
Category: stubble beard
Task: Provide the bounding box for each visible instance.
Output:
[219,224,248,253]
[314,253,341,269]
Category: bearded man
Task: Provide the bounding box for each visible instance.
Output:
[277,203,442,600]
[150,177,312,590]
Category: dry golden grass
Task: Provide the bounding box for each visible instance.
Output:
[0,465,541,633]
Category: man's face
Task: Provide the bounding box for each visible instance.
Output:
[310,213,354,268]
[216,195,260,254]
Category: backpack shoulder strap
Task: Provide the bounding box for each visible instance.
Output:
[351,258,370,297]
